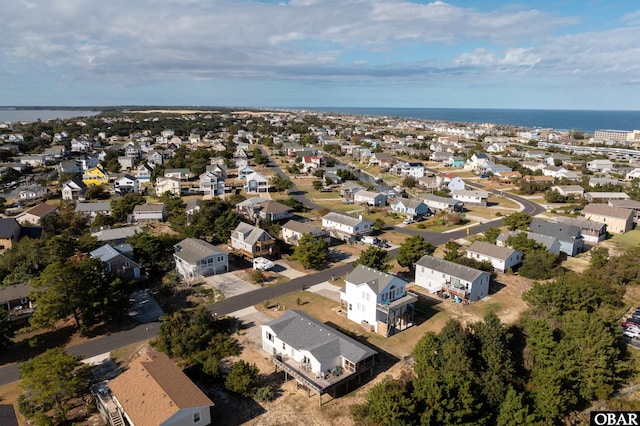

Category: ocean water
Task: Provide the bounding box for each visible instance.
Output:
[301,107,640,134]
[0,109,100,124]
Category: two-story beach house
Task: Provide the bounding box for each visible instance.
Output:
[321,212,372,243]
[415,255,490,302]
[340,265,417,337]
[173,238,229,279]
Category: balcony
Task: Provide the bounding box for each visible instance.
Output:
[376,292,418,313]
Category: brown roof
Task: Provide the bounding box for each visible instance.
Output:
[109,351,213,425]
[260,200,293,214]
[24,203,57,218]
[582,203,634,220]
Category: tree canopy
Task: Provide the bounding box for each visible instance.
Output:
[291,234,329,269]
[355,246,392,272]
[396,235,435,271]
[18,348,91,424]
[502,212,533,231]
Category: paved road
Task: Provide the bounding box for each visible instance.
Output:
[0,160,545,386]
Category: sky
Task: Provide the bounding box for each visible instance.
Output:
[1,0,640,110]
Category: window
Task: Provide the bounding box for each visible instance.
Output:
[217,255,225,262]
[193,412,201,423]
[267,332,274,342]
[282,342,286,350]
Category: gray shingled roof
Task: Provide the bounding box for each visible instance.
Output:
[265,310,377,364]
[0,283,31,303]
[232,222,271,245]
[0,218,21,238]
[557,216,606,231]
[282,220,322,235]
[391,198,425,210]
[91,226,144,242]
[133,203,165,213]
[466,241,518,261]
[346,265,407,295]
[530,218,581,241]
[174,238,226,264]
[415,255,488,282]
[75,202,111,212]
[423,194,462,205]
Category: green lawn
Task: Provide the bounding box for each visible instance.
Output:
[610,229,640,249]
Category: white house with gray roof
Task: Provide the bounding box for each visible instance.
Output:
[451,189,489,207]
[389,198,429,218]
[173,238,228,279]
[281,220,328,246]
[74,202,112,218]
[340,265,416,336]
[529,218,583,256]
[465,241,522,272]
[261,310,377,405]
[353,190,387,207]
[321,212,371,242]
[423,194,464,212]
[415,255,490,302]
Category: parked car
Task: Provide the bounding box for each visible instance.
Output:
[403,218,415,225]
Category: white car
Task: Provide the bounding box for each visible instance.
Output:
[403,219,415,225]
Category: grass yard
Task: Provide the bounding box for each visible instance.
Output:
[611,229,640,250]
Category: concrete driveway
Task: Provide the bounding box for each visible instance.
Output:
[202,272,258,298]
[129,290,164,323]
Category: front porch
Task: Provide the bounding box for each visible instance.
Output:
[376,292,418,337]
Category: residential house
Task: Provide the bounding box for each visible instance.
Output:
[164,168,192,181]
[261,310,377,405]
[91,226,144,245]
[587,159,614,172]
[340,181,364,200]
[132,203,166,223]
[522,161,546,172]
[423,194,464,212]
[230,222,277,260]
[321,212,372,242]
[199,171,225,196]
[452,189,488,207]
[15,203,57,226]
[589,177,621,188]
[82,165,110,186]
[465,153,490,171]
[117,156,135,170]
[484,162,513,175]
[281,220,329,246]
[0,218,21,252]
[237,165,254,178]
[417,176,438,191]
[98,350,214,426]
[56,159,83,175]
[551,185,585,198]
[114,174,139,194]
[155,177,181,196]
[253,200,294,223]
[301,155,323,172]
[185,199,201,217]
[430,151,454,163]
[496,230,561,255]
[145,150,164,166]
[609,199,640,223]
[18,185,48,200]
[396,162,426,178]
[436,174,464,191]
[20,154,46,167]
[244,172,270,193]
[626,168,640,180]
[90,244,142,280]
[465,241,522,272]
[134,163,154,184]
[494,171,522,183]
[0,283,34,325]
[173,238,229,279]
[205,163,227,178]
[369,153,397,170]
[415,255,490,302]
[61,177,87,201]
[557,217,607,243]
[584,192,630,203]
[340,265,417,336]
[353,190,387,207]
[581,203,634,234]
[74,202,112,219]
[389,198,429,218]
[529,218,584,256]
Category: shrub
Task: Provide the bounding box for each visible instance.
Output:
[255,386,275,402]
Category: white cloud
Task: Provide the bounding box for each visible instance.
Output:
[0,0,637,88]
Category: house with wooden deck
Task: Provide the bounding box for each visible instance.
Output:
[173,238,229,279]
[581,203,634,234]
[415,255,490,302]
[262,310,377,406]
[340,265,417,337]
[229,222,277,260]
